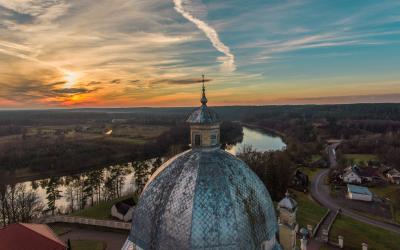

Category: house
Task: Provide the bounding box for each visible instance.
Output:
[291,169,309,191]
[357,166,381,183]
[342,166,362,184]
[386,169,400,184]
[346,184,373,201]
[111,198,136,222]
[0,223,66,250]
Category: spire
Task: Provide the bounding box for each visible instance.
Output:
[201,74,208,105]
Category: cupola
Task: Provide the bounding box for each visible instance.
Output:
[186,75,220,148]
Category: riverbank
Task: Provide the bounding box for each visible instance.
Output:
[1,164,115,185]
[239,122,288,144]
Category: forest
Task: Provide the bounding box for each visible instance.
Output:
[1,103,400,226]
[1,103,400,180]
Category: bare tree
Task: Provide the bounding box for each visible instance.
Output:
[0,184,43,225]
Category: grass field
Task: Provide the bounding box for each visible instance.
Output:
[111,125,169,139]
[329,214,400,250]
[344,154,377,164]
[70,240,106,250]
[292,190,327,229]
[292,167,328,228]
[104,136,148,145]
[72,194,136,220]
[370,185,400,223]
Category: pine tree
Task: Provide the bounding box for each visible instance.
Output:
[46,177,61,215]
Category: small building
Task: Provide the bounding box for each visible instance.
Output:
[277,191,298,250]
[347,184,373,201]
[0,223,66,250]
[291,169,309,191]
[111,198,136,222]
[343,166,362,184]
[386,169,400,184]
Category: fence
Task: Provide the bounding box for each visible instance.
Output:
[41,215,131,230]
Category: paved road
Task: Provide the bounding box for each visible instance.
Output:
[311,169,400,234]
[58,224,127,250]
[326,142,341,168]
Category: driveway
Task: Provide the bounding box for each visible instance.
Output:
[57,224,128,250]
[311,169,400,234]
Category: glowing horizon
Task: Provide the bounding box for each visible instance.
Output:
[1,0,400,108]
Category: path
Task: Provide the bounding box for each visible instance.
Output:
[315,210,337,242]
[326,142,341,168]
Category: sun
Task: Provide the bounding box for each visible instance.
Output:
[64,72,78,88]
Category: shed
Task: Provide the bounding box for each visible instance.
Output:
[111,198,136,222]
[347,184,373,201]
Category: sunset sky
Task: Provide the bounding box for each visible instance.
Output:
[1,0,400,108]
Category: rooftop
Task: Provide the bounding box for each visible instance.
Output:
[115,198,136,215]
[347,184,372,196]
[186,76,219,124]
[0,223,66,250]
[278,191,297,212]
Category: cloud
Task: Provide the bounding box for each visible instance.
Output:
[151,77,211,85]
[0,0,399,108]
[110,79,121,84]
[53,87,98,94]
[86,81,102,86]
[173,0,236,72]
[0,0,69,21]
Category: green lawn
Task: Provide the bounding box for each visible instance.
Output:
[370,185,400,223]
[330,214,400,250]
[72,194,136,220]
[290,168,328,229]
[344,154,377,164]
[292,190,328,229]
[70,240,106,250]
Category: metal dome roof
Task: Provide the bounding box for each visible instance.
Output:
[277,191,297,212]
[124,149,281,250]
[186,104,219,124]
[186,77,219,125]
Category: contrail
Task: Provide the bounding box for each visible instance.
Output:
[173,0,236,72]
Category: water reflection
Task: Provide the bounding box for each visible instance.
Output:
[10,127,285,215]
[21,164,137,214]
[225,127,286,155]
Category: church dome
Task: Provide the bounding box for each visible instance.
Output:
[186,104,219,124]
[278,191,297,212]
[123,78,281,250]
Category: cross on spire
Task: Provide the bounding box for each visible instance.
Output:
[201,74,208,105]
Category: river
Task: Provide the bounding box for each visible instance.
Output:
[14,126,285,214]
[226,126,286,155]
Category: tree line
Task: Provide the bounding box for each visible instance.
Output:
[237,146,295,201]
[0,156,163,226]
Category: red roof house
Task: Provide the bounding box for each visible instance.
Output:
[0,223,66,250]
